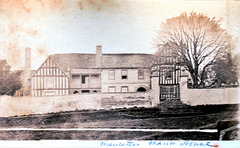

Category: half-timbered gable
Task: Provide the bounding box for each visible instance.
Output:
[31,56,69,96]
[151,44,181,100]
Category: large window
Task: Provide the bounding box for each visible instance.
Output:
[138,69,144,79]
[121,70,127,79]
[109,70,115,80]
[108,86,116,92]
[121,86,128,92]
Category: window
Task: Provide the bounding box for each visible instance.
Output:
[121,86,128,92]
[137,87,146,92]
[72,75,80,78]
[91,74,99,78]
[109,70,115,80]
[44,92,55,96]
[82,90,90,93]
[165,70,172,79]
[82,75,89,84]
[108,86,116,92]
[47,77,54,88]
[73,91,79,94]
[121,70,127,79]
[138,69,144,79]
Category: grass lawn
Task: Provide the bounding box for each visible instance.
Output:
[0,104,238,140]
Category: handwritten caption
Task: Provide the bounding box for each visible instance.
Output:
[100,140,217,147]
[100,141,139,147]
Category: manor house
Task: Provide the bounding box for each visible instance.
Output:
[30,46,154,96]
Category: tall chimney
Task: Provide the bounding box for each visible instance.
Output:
[96,45,102,68]
[24,47,31,95]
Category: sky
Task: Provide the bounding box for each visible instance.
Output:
[0,0,239,70]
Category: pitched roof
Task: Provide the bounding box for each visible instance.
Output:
[101,54,154,68]
[50,53,154,72]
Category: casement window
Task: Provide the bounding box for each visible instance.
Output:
[108,86,116,92]
[109,70,115,80]
[138,69,144,79]
[121,70,127,79]
[121,86,128,92]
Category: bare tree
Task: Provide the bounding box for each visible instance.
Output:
[154,12,230,87]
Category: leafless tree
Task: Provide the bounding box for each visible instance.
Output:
[154,12,231,87]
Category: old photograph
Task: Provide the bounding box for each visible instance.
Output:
[0,0,239,145]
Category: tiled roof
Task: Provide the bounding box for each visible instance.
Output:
[101,54,154,68]
[50,53,154,72]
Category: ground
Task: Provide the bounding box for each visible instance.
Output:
[0,104,238,140]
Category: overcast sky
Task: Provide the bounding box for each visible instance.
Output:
[0,0,239,70]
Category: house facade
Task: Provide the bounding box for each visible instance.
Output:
[31,56,70,96]
[100,54,153,93]
[31,46,154,96]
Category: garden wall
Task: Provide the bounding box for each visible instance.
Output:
[0,92,153,117]
[180,76,240,106]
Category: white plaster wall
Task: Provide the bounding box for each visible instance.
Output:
[150,77,160,106]
[101,69,150,92]
[180,76,240,106]
[0,92,153,117]
[101,84,150,93]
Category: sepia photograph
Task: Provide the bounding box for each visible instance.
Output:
[0,0,239,147]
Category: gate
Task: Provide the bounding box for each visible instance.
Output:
[158,65,180,100]
[160,84,180,100]
[151,43,181,101]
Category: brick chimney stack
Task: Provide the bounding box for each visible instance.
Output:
[24,47,31,95]
[96,45,102,68]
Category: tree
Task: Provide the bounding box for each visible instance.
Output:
[0,60,22,96]
[209,51,238,86]
[154,12,231,88]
